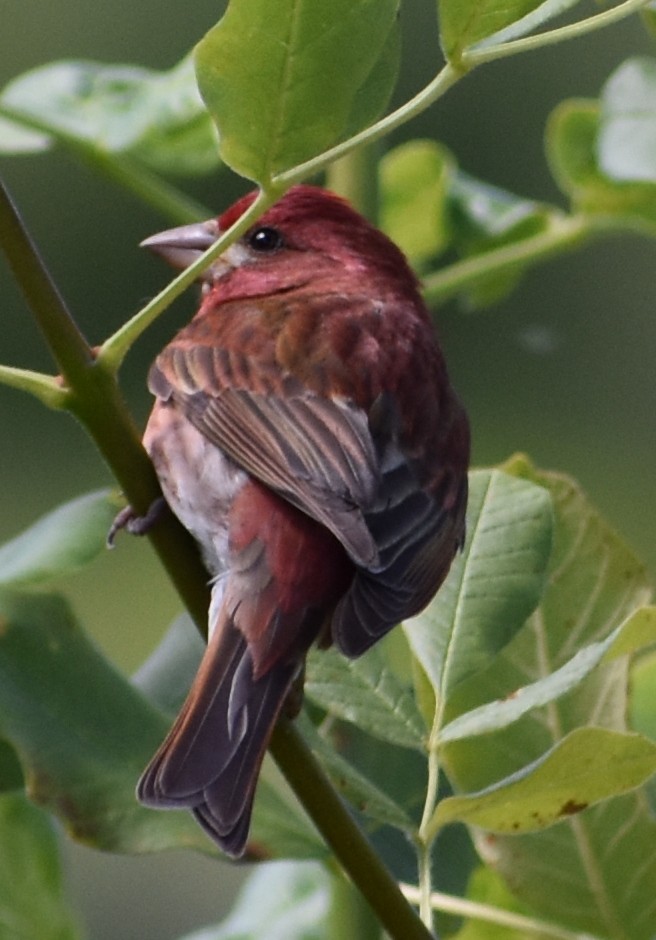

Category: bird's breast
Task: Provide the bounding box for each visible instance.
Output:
[143,399,247,576]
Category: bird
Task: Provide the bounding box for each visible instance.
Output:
[132,184,470,857]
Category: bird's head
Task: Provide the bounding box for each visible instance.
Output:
[141,185,421,304]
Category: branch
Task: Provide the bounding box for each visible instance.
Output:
[0,176,209,629]
[272,718,433,940]
[0,179,93,379]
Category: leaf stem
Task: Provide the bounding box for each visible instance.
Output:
[399,882,603,940]
[416,842,433,930]
[416,712,444,929]
[0,364,68,409]
[99,187,278,371]
[422,213,591,306]
[0,102,211,226]
[464,0,651,68]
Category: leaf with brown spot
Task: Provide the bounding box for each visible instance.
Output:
[429,727,656,838]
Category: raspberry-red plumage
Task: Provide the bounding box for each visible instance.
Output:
[136,185,469,856]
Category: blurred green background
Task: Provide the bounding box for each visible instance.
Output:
[1,2,654,937]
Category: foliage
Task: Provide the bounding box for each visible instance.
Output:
[1,1,655,938]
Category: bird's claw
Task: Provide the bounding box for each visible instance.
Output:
[107,497,168,547]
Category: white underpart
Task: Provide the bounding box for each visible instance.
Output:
[143,400,247,640]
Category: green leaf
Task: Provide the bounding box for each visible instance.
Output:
[0,739,24,792]
[546,98,656,232]
[452,866,542,940]
[305,643,426,751]
[404,469,553,700]
[132,613,204,714]
[438,0,550,60]
[379,139,455,266]
[0,590,216,854]
[631,650,656,743]
[642,3,656,39]
[471,0,585,48]
[0,57,219,175]
[497,793,656,939]
[443,458,652,791]
[438,606,656,745]
[630,649,656,812]
[442,457,656,939]
[0,115,50,153]
[0,585,329,860]
[249,769,328,861]
[546,99,599,195]
[0,490,122,588]
[343,18,401,140]
[449,173,550,245]
[179,860,329,940]
[598,57,656,184]
[0,793,82,940]
[447,172,555,307]
[194,0,399,182]
[298,714,415,833]
[432,728,656,836]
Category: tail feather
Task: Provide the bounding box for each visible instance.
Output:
[137,612,298,856]
[138,478,354,856]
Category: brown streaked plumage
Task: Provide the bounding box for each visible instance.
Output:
[134,185,469,856]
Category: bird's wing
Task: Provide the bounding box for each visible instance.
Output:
[332,455,468,656]
[149,324,469,657]
[149,345,381,567]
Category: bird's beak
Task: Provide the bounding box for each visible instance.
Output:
[141,219,232,281]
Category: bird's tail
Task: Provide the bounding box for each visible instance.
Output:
[137,609,298,857]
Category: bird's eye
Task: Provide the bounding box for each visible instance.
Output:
[247,226,284,252]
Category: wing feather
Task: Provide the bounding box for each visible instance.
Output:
[149,318,468,659]
[150,354,381,566]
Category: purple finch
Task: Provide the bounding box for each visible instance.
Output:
[134,185,470,856]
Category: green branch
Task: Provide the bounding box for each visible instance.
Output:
[99,187,278,372]
[0,364,68,410]
[0,176,209,628]
[272,718,433,940]
[0,180,95,380]
[422,214,591,307]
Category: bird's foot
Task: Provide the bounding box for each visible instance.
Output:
[107,497,168,547]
